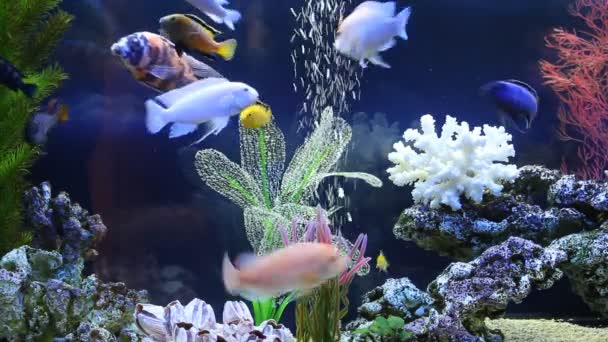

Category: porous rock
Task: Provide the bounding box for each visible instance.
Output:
[0,246,148,341]
[23,181,108,285]
[344,237,567,341]
[394,166,596,261]
[417,237,565,341]
[550,225,608,317]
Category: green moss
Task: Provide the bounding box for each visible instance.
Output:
[0,0,72,255]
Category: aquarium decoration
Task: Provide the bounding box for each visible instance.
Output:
[343,237,567,341]
[284,207,370,341]
[0,0,72,255]
[134,298,294,341]
[393,165,602,261]
[195,107,379,326]
[339,163,608,340]
[0,183,146,341]
[195,106,382,256]
[387,114,520,211]
[540,0,608,180]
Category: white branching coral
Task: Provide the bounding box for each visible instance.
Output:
[387,114,519,211]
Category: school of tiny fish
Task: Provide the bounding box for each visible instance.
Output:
[290,0,363,131]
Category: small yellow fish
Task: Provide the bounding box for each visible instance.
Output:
[240,101,272,129]
[376,250,389,273]
[159,14,237,61]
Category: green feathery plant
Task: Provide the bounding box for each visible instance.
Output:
[194,107,381,324]
[0,0,72,255]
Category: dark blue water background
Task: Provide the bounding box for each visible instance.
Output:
[30,0,593,328]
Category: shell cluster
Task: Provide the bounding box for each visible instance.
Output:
[135,298,295,342]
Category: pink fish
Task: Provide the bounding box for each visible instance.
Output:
[222,242,348,300]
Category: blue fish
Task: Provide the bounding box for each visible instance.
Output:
[480,79,539,132]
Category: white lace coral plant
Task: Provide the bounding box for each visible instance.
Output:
[387,114,519,211]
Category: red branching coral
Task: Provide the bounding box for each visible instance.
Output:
[540,0,608,179]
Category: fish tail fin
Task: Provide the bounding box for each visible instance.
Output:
[217,39,237,61]
[222,253,240,295]
[22,83,37,98]
[395,6,412,40]
[223,9,241,30]
[145,99,170,134]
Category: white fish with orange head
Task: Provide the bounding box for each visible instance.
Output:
[222,242,349,300]
[184,0,241,30]
[110,32,224,92]
[334,1,412,68]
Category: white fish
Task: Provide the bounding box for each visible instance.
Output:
[334,1,411,68]
[145,77,259,145]
[184,0,241,30]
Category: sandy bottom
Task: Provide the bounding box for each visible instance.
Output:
[487,318,608,342]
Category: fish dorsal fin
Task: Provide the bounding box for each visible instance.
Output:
[354,1,396,16]
[156,77,228,107]
[234,252,257,269]
[185,14,222,36]
[506,79,539,100]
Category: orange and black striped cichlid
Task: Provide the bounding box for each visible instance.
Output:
[111,31,224,93]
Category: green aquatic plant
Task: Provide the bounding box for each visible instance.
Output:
[195,106,381,325]
[354,315,414,341]
[195,106,382,256]
[0,0,72,255]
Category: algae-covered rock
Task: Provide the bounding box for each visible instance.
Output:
[0,183,147,341]
[343,237,568,341]
[394,166,596,261]
[550,226,608,317]
[341,278,433,341]
[0,246,148,341]
[421,237,565,340]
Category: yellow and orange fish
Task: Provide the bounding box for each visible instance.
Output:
[111,31,224,92]
[222,242,348,300]
[159,14,237,61]
[26,98,70,146]
[240,100,272,129]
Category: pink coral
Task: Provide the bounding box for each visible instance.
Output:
[540,0,608,179]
